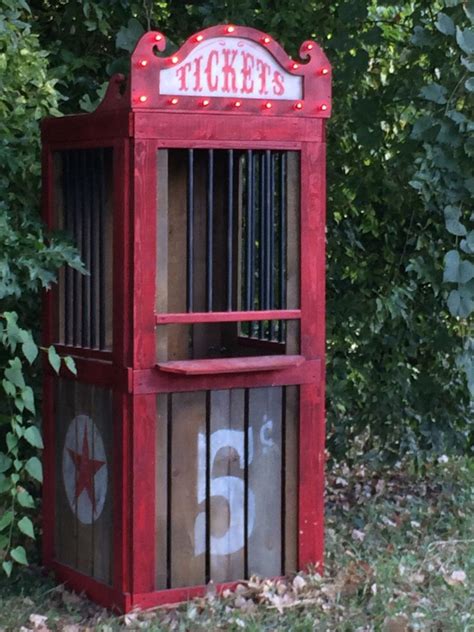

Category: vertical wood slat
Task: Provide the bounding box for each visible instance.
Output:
[247,386,282,577]
[155,394,168,589]
[209,389,245,583]
[75,383,94,576]
[206,150,214,312]
[55,379,77,568]
[226,150,234,311]
[170,391,207,587]
[283,385,298,574]
[187,149,195,312]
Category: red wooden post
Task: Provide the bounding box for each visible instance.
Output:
[41,25,331,612]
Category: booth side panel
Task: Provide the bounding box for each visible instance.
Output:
[54,378,114,585]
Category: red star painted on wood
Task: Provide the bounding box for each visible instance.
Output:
[68,427,105,509]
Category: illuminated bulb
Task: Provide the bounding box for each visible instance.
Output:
[226,25,235,33]
[195,34,204,42]
[292,62,299,70]
[294,101,303,110]
[262,36,271,44]
[306,43,314,50]
[171,55,179,64]
[264,101,272,109]
[320,103,328,111]
[234,100,242,108]
[139,95,148,103]
[170,97,179,105]
[202,99,210,106]
[139,59,148,67]
[321,67,329,75]
[155,34,163,41]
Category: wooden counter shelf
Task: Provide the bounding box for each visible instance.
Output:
[156,354,305,375]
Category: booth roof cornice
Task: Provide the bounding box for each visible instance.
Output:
[96,25,332,118]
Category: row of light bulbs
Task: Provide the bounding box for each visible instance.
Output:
[136,95,328,112]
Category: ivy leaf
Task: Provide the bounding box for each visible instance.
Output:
[21,386,35,415]
[10,545,28,565]
[444,206,467,236]
[24,426,43,449]
[465,1,474,22]
[456,26,474,54]
[25,456,42,482]
[63,356,77,376]
[21,336,38,365]
[2,561,12,577]
[4,358,25,389]
[420,83,447,104]
[18,516,35,539]
[47,346,61,374]
[116,18,144,53]
[0,510,13,531]
[436,12,455,36]
[17,490,35,508]
[465,77,474,92]
[443,250,461,282]
[2,379,16,397]
[0,453,12,474]
[448,289,474,317]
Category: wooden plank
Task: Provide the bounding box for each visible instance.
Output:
[75,382,94,576]
[157,355,304,375]
[247,386,282,578]
[156,309,301,324]
[103,151,114,351]
[286,151,300,354]
[170,390,207,587]
[156,150,169,363]
[284,385,298,574]
[92,385,114,584]
[155,393,168,589]
[55,378,77,568]
[209,389,245,583]
[133,358,321,394]
[166,150,190,361]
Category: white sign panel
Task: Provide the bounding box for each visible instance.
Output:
[160,37,303,100]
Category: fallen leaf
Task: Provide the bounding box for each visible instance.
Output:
[29,615,48,630]
[444,569,467,586]
[383,613,410,632]
[351,528,366,542]
[292,575,307,592]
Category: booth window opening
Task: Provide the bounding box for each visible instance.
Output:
[157,148,300,346]
[54,148,113,351]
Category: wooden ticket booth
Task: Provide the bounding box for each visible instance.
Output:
[41,25,331,612]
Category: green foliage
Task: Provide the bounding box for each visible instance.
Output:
[0,0,81,575]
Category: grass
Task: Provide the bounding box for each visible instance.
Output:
[0,457,472,631]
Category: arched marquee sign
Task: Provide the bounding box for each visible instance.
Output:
[41,24,331,613]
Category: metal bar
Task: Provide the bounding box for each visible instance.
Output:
[81,150,91,348]
[98,149,106,349]
[226,149,234,311]
[243,388,249,579]
[269,151,276,340]
[265,150,272,314]
[72,150,82,347]
[245,151,253,311]
[258,153,265,338]
[187,149,194,312]
[166,394,172,589]
[206,150,214,312]
[89,151,98,348]
[279,153,287,343]
[63,152,72,346]
[155,309,301,324]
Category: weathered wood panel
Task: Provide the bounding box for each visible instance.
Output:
[209,389,245,583]
[247,386,282,577]
[169,390,207,587]
[155,393,169,589]
[284,385,299,574]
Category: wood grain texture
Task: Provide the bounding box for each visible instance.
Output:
[283,385,298,574]
[247,386,282,578]
[209,389,245,583]
[156,150,169,363]
[170,390,207,587]
[157,355,304,375]
[155,394,168,589]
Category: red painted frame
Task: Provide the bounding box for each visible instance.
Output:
[41,24,331,612]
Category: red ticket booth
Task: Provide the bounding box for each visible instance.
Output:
[41,25,331,612]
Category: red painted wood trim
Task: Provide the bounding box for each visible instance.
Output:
[157,354,304,375]
[50,561,126,612]
[51,345,112,361]
[41,109,131,144]
[134,112,323,143]
[298,141,326,571]
[113,392,131,595]
[155,309,301,325]
[130,395,156,594]
[133,359,320,394]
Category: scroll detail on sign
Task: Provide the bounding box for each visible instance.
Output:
[160,38,303,100]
